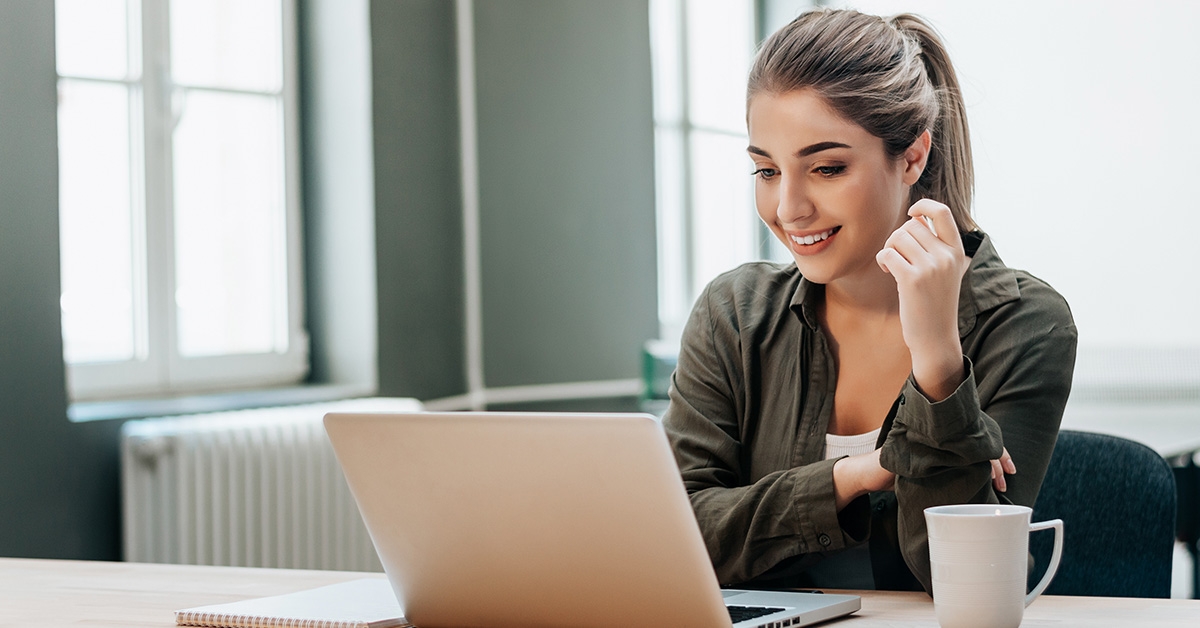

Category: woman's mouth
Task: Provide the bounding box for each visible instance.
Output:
[789,227,839,246]
[787,226,840,255]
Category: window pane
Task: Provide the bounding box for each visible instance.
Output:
[170,0,282,91]
[690,131,757,299]
[686,0,755,133]
[650,0,684,126]
[173,90,286,357]
[58,79,139,364]
[654,127,688,336]
[55,0,134,80]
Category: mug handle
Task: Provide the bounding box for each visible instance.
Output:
[1025,518,1064,607]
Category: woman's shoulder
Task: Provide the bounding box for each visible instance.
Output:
[701,261,801,308]
[966,233,1075,336]
[1011,270,1073,319]
[1001,271,1077,348]
[685,261,805,339]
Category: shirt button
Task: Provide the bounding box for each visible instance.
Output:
[875,502,887,513]
[818,533,831,547]
[898,393,906,406]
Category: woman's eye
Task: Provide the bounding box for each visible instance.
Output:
[814,165,846,177]
[751,168,779,180]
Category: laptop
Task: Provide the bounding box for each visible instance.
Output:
[324,411,861,628]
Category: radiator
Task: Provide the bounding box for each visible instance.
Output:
[120,397,422,571]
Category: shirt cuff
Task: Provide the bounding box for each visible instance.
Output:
[898,356,984,445]
[789,457,852,553]
[880,356,1004,477]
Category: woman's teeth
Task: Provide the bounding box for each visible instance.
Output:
[791,228,836,246]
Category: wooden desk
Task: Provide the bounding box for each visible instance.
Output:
[4,557,1200,627]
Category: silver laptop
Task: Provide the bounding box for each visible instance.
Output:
[324,411,860,628]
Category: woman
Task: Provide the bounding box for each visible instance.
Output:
[662,9,1077,593]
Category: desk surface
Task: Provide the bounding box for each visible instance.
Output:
[3,557,1199,627]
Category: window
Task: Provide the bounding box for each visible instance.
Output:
[650,0,789,344]
[56,0,307,401]
[652,0,1200,397]
[651,0,753,344]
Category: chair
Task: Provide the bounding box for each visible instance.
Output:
[1029,430,1177,598]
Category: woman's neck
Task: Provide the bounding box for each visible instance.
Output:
[822,263,900,320]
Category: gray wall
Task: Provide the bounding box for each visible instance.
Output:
[364,0,657,397]
[474,0,658,388]
[0,0,124,560]
[0,0,657,558]
[301,0,381,392]
[369,0,467,400]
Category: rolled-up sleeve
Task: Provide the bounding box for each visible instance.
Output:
[879,284,1078,593]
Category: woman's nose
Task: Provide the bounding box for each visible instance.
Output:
[777,178,814,224]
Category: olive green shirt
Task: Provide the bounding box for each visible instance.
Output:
[662,232,1077,593]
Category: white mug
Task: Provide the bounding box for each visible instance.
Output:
[924,504,1063,628]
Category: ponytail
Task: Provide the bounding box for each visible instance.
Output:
[889,14,976,231]
[749,10,977,231]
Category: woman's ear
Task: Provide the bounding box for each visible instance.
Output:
[901,129,932,186]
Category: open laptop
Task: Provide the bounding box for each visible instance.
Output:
[324,411,861,628]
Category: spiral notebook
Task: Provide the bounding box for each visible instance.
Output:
[174,578,411,628]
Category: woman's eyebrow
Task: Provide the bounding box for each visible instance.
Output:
[746,141,851,158]
[797,141,851,157]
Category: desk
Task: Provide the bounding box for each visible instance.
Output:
[3,558,1200,627]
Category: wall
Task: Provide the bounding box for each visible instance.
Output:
[0,0,124,560]
[301,0,380,392]
[368,0,467,401]
[474,0,658,389]
[364,0,658,400]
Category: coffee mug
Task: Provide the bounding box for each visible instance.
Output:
[925,504,1063,628]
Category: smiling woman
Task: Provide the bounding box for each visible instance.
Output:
[661,8,1077,594]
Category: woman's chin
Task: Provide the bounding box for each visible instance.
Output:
[790,257,836,284]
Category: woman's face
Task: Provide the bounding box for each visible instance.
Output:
[747,89,923,285]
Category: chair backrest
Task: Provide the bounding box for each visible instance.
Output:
[1030,430,1176,598]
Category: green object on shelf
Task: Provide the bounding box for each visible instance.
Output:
[641,340,679,402]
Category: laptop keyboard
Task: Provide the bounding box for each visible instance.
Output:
[727,605,785,624]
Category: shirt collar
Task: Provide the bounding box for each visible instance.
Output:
[789,231,1020,337]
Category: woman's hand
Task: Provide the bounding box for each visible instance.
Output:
[875,199,970,401]
[991,447,1017,493]
[833,447,1012,508]
[832,449,896,511]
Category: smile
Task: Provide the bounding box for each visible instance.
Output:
[790,227,839,246]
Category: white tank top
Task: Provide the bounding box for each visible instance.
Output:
[823,428,882,460]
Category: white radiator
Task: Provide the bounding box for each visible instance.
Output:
[120,397,421,571]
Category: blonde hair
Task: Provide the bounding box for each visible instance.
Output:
[748,9,977,231]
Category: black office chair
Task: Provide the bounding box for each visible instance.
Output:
[1029,430,1177,598]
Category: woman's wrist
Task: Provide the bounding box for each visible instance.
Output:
[910,338,965,402]
[832,450,894,511]
[831,456,865,511]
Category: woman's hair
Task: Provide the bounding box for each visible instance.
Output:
[748,9,977,231]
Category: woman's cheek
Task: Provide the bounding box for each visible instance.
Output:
[754,187,778,225]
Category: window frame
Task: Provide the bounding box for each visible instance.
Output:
[57,0,308,401]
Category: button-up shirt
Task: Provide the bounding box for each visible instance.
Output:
[662,232,1077,592]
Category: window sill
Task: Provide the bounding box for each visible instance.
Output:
[67,383,376,422]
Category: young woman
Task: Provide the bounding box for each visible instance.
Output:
[662,9,1077,593]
